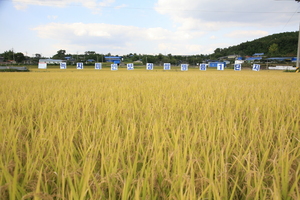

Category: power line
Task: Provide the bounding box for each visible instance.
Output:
[3,0,299,13]
[281,4,300,31]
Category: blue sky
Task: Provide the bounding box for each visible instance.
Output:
[1,0,300,57]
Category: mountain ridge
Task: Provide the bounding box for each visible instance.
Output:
[210,31,299,59]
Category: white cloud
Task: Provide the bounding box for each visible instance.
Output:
[115,4,127,9]
[32,22,203,43]
[185,44,204,52]
[47,15,58,20]
[33,23,127,41]
[13,0,69,10]
[31,22,209,55]
[13,3,28,10]
[157,43,205,55]
[8,0,299,57]
[12,0,115,13]
[147,28,171,40]
[31,23,142,54]
[155,0,299,31]
[99,0,115,7]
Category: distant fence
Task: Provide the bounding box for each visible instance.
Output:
[0,66,29,72]
[268,66,296,70]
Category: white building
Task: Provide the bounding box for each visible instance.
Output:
[39,59,64,64]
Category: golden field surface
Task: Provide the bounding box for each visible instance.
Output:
[0,68,299,199]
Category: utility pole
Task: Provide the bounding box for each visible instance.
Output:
[12,48,15,61]
[296,1,300,68]
[297,24,300,69]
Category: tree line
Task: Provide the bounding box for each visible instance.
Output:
[210,31,299,59]
[47,50,209,66]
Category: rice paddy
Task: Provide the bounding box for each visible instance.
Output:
[0,68,299,199]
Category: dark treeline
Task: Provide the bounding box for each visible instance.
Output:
[51,51,209,66]
[210,31,299,59]
[46,50,209,66]
[122,53,208,66]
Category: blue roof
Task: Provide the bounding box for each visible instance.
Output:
[292,57,298,62]
[104,56,122,64]
[246,57,262,61]
[104,56,122,59]
[208,61,227,67]
[266,57,293,61]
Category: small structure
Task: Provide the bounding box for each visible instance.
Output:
[105,56,122,64]
[253,53,264,57]
[267,57,293,62]
[245,57,262,62]
[235,59,244,65]
[39,59,64,64]
[208,61,226,67]
[245,53,264,62]
[65,56,72,60]
[268,66,296,70]
[86,59,95,63]
[228,55,240,59]
[133,60,143,64]
[291,57,299,62]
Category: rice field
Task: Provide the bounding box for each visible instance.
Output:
[0,68,299,199]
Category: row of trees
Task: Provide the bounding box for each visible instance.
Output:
[0,50,27,63]
[0,49,209,66]
[51,50,209,66]
[0,51,44,64]
[123,53,208,65]
[52,50,106,63]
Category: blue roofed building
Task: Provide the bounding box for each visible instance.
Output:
[86,59,95,62]
[291,57,299,62]
[266,57,293,62]
[65,56,72,60]
[245,53,265,62]
[245,57,262,61]
[208,61,226,67]
[105,56,122,64]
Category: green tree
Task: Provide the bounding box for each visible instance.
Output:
[2,50,14,61]
[157,53,164,65]
[85,51,95,55]
[14,52,25,63]
[269,43,279,56]
[162,56,170,64]
[52,49,66,59]
[142,55,156,64]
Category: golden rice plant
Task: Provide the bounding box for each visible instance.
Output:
[0,68,299,199]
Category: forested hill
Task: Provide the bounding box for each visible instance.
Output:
[211,31,298,58]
